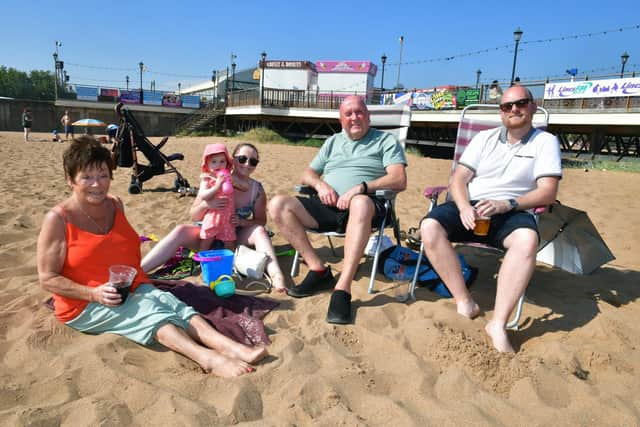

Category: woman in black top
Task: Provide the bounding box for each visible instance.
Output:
[22,108,32,142]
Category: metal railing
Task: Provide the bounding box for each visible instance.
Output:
[227,84,640,113]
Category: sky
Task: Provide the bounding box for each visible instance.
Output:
[1,0,638,93]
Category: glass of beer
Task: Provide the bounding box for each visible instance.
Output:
[473,215,491,236]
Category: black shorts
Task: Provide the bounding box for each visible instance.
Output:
[296,195,391,234]
[424,200,538,250]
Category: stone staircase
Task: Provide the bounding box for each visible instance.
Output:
[176,103,224,134]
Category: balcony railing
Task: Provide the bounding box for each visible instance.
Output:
[227,84,640,112]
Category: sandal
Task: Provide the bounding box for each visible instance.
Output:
[234,275,272,295]
[405,227,422,250]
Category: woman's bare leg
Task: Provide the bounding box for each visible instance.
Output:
[141,224,202,273]
[155,322,252,377]
[186,315,268,363]
[237,225,288,292]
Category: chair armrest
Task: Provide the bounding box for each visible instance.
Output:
[295,185,317,196]
[375,189,396,200]
[295,185,395,200]
[533,206,547,215]
[423,186,448,199]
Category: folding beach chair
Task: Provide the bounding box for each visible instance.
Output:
[112,103,191,194]
[408,104,550,330]
[290,104,411,294]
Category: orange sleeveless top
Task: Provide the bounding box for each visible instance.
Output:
[54,199,149,322]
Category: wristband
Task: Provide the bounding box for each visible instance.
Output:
[361,181,368,194]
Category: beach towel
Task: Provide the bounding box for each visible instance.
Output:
[377,246,478,298]
[153,280,278,345]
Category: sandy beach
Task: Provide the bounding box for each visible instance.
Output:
[1,130,639,426]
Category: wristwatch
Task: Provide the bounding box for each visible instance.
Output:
[508,199,519,212]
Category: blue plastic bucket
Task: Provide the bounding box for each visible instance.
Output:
[193,249,234,286]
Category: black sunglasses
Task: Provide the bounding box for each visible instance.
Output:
[235,155,259,166]
[499,98,531,112]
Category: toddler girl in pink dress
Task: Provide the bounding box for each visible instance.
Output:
[198,144,235,250]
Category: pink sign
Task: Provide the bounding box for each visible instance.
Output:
[316,61,377,75]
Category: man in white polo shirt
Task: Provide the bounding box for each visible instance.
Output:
[420,85,562,353]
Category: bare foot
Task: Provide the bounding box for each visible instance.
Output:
[201,350,254,377]
[222,343,269,364]
[269,271,289,293]
[456,298,480,319]
[485,320,515,353]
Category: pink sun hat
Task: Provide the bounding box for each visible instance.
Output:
[201,143,232,172]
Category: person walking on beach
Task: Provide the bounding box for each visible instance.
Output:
[22,108,33,142]
[268,95,407,324]
[419,86,562,353]
[61,110,74,141]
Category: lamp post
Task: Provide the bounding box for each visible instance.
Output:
[231,62,236,92]
[260,51,267,105]
[138,61,144,102]
[621,51,630,78]
[126,75,129,90]
[178,82,181,95]
[475,69,482,89]
[52,52,59,99]
[211,69,217,104]
[510,27,523,86]
[380,53,387,91]
[396,36,404,89]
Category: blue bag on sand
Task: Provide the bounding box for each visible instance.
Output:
[378,246,478,298]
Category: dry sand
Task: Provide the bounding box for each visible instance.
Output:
[1,131,639,426]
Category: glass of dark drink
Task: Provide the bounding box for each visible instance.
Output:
[108,265,137,304]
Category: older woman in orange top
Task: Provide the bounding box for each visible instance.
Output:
[36,136,266,377]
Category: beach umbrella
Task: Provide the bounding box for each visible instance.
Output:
[72,118,107,127]
[72,118,107,135]
[536,203,615,274]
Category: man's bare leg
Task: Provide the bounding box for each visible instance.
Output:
[268,195,324,271]
[334,195,374,293]
[485,228,537,352]
[421,218,480,318]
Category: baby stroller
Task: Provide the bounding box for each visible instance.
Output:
[112,103,191,194]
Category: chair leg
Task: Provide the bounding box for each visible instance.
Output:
[291,250,300,277]
[368,210,389,294]
[368,227,386,294]
[409,241,425,301]
[327,236,337,257]
[506,294,525,331]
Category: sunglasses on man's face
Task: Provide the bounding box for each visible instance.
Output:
[499,98,531,112]
[235,155,259,166]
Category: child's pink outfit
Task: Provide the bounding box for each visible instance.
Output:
[199,144,236,242]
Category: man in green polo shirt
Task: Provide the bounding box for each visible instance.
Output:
[268,95,407,324]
